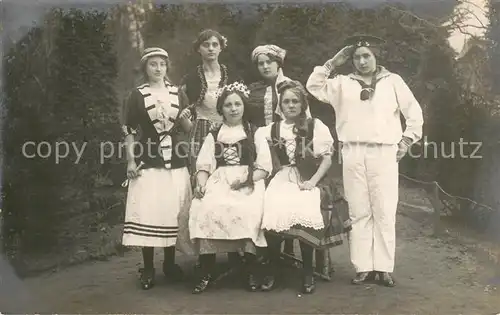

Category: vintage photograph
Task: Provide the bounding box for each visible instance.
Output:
[1,0,500,313]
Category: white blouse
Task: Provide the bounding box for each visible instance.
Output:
[150,87,178,133]
[196,124,273,175]
[255,118,334,165]
[197,76,223,124]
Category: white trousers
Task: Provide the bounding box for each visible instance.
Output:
[342,143,399,273]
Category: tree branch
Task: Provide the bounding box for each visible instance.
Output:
[384,4,442,28]
[455,6,488,29]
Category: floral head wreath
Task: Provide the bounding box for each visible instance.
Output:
[215,81,250,99]
[220,35,228,48]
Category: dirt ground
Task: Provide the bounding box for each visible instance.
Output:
[3,186,500,314]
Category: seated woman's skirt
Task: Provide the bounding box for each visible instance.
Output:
[183,165,267,255]
[261,166,351,250]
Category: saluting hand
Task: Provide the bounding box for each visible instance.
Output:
[325,45,354,69]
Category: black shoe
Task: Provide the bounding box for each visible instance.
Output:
[138,267,155,290]
[351,271,376,285]
[192,274,212,294]
[378,272,396,287]
[163,262,184,282]
[246,273,259,292]
[260,275,276,292]
[302,274,316,294]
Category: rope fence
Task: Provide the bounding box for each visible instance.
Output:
[399,172,498,236]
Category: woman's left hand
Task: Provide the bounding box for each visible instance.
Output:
[299,180,316,191]
[396,137,412,162]
[178,108,192,120]
[230,180,246,190]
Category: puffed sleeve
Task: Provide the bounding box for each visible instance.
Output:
[121,89,140,137]
[312,119,334,158]
[195,133,216,175]
[306,66,342,110]
[254,126,273,176]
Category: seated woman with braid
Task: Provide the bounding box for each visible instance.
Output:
[256,80,351,294]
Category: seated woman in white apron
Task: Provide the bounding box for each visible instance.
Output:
[257,80,351,294]
[121,47,193,290]
[247,44,312,264]
[188,82,271,294]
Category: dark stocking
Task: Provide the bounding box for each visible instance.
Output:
[163,246,176,266]
[199,253,216,276]
[142,247,154,270]
[299,242,314,276]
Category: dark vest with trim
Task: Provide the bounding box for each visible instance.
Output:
[131,85,188,170]
[247,81,282,127]
[210,123,256,168]
[269,119,318,181]
[181,64,241,119]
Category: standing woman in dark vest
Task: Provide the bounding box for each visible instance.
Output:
[257,80,351,294]
[188,82,271,294]
[181,29,241,177]
[179,29,243,266]
[121,47,193,290]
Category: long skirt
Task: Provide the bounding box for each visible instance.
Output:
[122,167,192,248]
[262,166,351,250]
[183,166,267,255]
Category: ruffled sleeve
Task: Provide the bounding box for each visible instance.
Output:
[312,118,334,158]
[195,133,216,175]
[254,126,273,176]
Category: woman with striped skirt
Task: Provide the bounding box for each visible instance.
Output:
[121,47,192,290]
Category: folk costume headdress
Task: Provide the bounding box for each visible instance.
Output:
[215,81,251,99]
[251,44,287,63]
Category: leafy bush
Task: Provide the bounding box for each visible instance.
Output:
[2,9,122,266]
